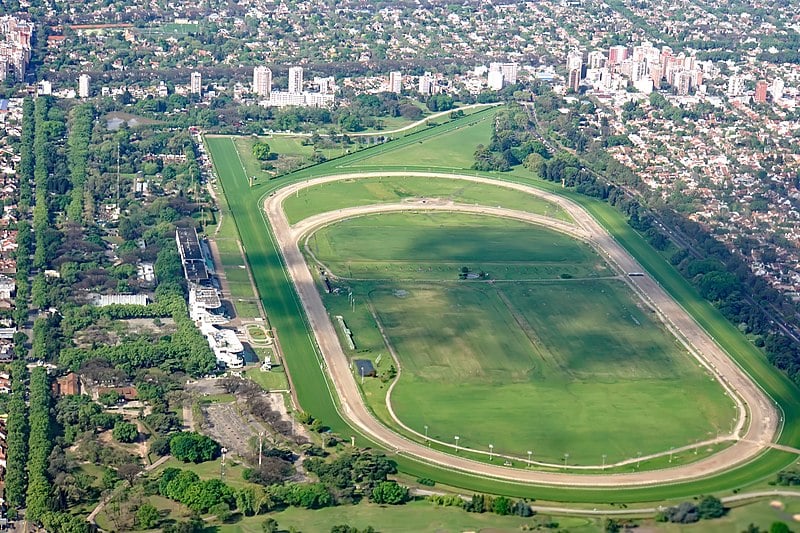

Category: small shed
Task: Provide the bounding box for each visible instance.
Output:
[354,359,376,378]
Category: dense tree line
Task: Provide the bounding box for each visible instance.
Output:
[4,361,29,517]
[25,367,54,523]
[655,496,725,524]
[304,450,402,504]
[65,104,94,222]
[428,492,533,517]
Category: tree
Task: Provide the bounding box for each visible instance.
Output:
[261,518,279,533]
[170,432,221,463]
[252,142,271,161]
[112,421,139,443]
[492,495,512,515]
[370,481,408,505]
[136,503,159,529]
[770,522,791,533]
[117,463,142,486]
[697,495,726,519]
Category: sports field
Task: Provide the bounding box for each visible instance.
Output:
[307,212,606,280]
[206,113,800,501]
[308,212,735,464]
[284,175,571,225]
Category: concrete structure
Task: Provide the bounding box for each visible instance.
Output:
[568,68,581,92]
[176,227,209,284]
[253,66,272,97]
[587,50,606,69]
[388,70,402,94]
[78,74,90,98]
[314,75,335,95]
[490,62,518,85]
[771,77,785,100]
[566,51,583,73]
[189,285,227,324]
[190,71,202,95]
[288,66,303,94]
[94,294,148,307]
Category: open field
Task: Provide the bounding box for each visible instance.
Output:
[206,117,800,502]
[340,109,495,170]
[283,174,571,225]
[307,212,604,280]
[306,211,735,464]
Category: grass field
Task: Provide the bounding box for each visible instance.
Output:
[307,212,604,281]
[205,110,800,502]
[284,175,571,225]
[341,110,495,170]
[309,212,734,464]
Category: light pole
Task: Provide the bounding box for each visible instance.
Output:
[489,444,494,461]
[258,431,264,466]
[454,435,460,452]
[424,425,429,441]
[602,454,607,471]
[563,453,569,469]
[527,450,533,467]
[637,451,642,468]
[669,447,675,463]
[695,439,699,455]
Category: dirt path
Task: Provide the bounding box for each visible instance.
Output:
[263,171,779,486]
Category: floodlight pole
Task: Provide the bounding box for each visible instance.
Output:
[527,450,532,467]
[637,451,642,468]
[669,447,674,463]
[489,444,494,461]
[563,453,569,469]
[424,425,428,441]
[454,435,460,452]
[602,454,607,470]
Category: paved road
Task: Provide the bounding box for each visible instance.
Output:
[263,171,779,487]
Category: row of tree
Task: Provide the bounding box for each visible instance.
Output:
[25,367,54,523]
[4,361,29,516]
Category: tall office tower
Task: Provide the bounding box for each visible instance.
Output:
[388,71,402,94]
[190,71,202,95]
[754,80,768,103]
[288,66,304,94]
[78,73,91,98]
[253,66,272,97]
[608,45,629,66]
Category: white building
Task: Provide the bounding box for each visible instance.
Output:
[314,75,335,95]
[37,79,51,95]
[288,66,303,94]
[727,74,745,97]
[489,62,518,85]
[587,50,606,69]
[200,323,244,368]
[418,72,433,95]
[388,71,402,94]
[253,66,272,97]
[78,74,90,98]
[487,69,504,91]
[771,77,785,100]
[566,51,583,73]
[190,71,202,95]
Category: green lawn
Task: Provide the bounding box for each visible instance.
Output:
[283,174,571,225]
[205,115,800,502]
[309,211,733,464]
[341,110,495,170]
[307,212,604,281]
[218,500,598,532]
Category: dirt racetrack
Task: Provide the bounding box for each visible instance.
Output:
[263,171,780,487]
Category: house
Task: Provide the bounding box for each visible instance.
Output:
[53,372,81,396]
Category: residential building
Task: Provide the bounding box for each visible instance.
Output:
[771,78,785,100]
[253,65,272,97]
[388,70,402,94]
[608,45,628,65]
[487,68,504,91]
[587,50,606,69]
[568,68,581,92]
[566,51,583,73]
[754,80,768,103]
[727,75,745,97]
[78,74,90,98]
[288,66,303,94]
[489,62,518,85]
[419,72,433,95]
[190,71,202,95]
